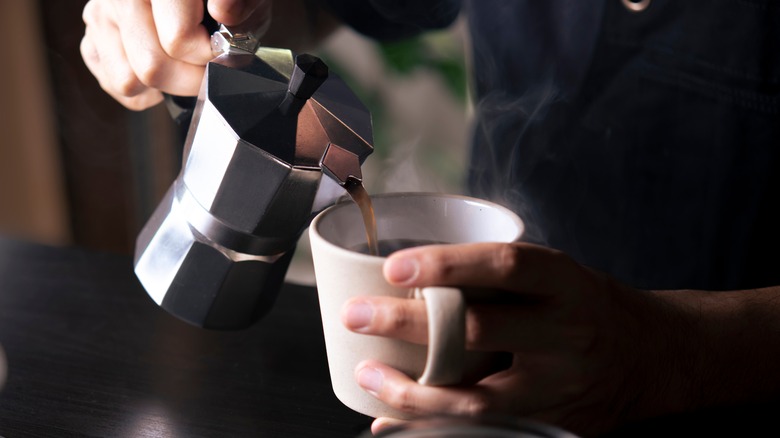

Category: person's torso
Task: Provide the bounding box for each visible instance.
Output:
[466,0,780,290]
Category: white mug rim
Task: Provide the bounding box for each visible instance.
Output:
[309,192,525,261]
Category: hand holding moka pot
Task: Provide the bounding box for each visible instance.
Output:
[134,23,374,330]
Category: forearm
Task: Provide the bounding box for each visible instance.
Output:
[630,286,780,421]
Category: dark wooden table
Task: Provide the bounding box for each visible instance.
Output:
[0,237,371,437]
[2,237,780,438]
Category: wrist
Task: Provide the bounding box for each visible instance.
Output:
[614,288,705,424]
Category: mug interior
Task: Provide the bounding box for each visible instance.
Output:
[313,193,524,253]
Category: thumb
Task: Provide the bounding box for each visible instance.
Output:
[207,0,271,29]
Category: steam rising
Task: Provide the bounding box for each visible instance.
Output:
[469,80,561,246]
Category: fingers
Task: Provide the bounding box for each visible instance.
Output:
[81,0,212,110]
[358,360,606,436]
[342,296,430,345]
[371,418,407,435]
[351,243,556,350]
[343,243,597,352]
[342,295,571,352]
[384,242,521,288]
[114,0,206,96]
[81,0,277,110]
[208,0,254,25]
[384,242,583,294]
[208,0,272,32]
[355,360,502,418]
[152,0,213,64]
[81,5,163,110]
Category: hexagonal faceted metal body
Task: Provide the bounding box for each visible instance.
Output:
[181,99,320,255]
[134,184,293,329]
[134,47,373,330]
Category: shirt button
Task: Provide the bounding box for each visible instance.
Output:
[621,0,651,12]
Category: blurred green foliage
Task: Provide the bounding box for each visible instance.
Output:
[317,28,469,193]
[378,36,468,103]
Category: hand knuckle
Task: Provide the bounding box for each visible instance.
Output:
[424,251,457,280]
[387,386,419,413]
[465,310,487,346]
[135,58,166,88]
[113,74,144,97]
[82,1,95,25]
[457,392,491,416]
[437,262,458,280]
[158,37,177,58]
[82,0,106,26]
[493,244,520,280]
[159,31,188,59]
[388,303,414,333]
[550,248,580,274]
[79,38,96,64]
[127,92,163,111]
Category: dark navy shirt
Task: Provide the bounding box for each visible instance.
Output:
[327,0,780,291]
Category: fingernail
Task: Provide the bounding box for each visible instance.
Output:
[344,301,373,330]
[385,257,419,284]
[357,366,383,396]
[372,418,402,435]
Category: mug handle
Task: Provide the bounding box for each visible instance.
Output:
[416,287,465,386]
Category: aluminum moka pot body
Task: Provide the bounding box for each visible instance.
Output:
[134,45,373,330]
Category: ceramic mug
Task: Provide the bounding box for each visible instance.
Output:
[309,192,524,419]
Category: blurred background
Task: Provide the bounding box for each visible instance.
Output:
[0,0,470,283]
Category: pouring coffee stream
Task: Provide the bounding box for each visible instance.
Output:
[345,179,380,257]
[134,19,376,329]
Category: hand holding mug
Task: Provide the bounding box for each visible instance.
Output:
[342,231,680,437]
[309,193,524,419]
